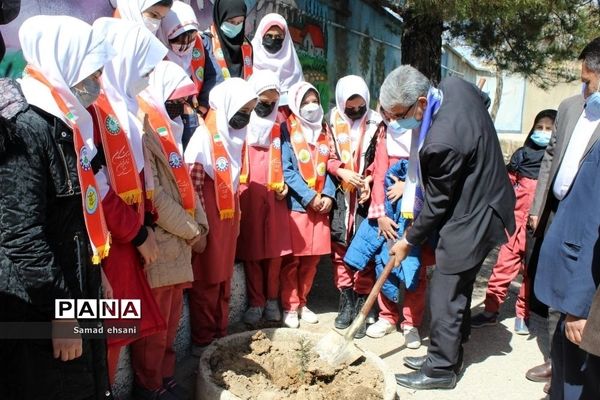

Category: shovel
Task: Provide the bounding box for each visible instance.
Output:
[315,254,398,366]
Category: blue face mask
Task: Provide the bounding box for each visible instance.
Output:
[393,117,421,130]
[220,21,244,38]
[583,82,600,120]
[388,102,422,130]
[530,130,551,147]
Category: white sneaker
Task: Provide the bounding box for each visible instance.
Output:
[283,310,299,328]
[243,306,263,325]
[404,326,421,349]
[366,318,396,338]
[264,300,281,322]
[299,306,319,324]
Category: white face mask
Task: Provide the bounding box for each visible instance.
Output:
[143,16,161,34]
[171,43,194,57]
[129,76,150,97]
[300,102,322,122]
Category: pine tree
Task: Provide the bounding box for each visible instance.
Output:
[374,0,600,87]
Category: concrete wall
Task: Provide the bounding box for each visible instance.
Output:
[112,263,248,398]
[441,46,480,84]
[497,80,579,161]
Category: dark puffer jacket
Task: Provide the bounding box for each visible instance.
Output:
[0,79,109,400]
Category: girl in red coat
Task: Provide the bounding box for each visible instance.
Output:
[184,78,257,352]
[90,18,167,390]
[279,81,337,328]
[364,115,430,349]
[237,70,293,325]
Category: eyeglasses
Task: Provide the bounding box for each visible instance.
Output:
[381,102,416,121]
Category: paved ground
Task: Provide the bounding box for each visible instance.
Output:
[179,248,552,400]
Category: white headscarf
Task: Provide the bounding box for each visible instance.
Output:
[19,15,115,158]
[184,78,257,189]
[287,81,323,145]
[247,70,280,148]
[331,75,382,171]
[251,13,304,105]
[144,60,197,152]
[158,1,199,74]
[116,0,163,23]
[94,18,168,172]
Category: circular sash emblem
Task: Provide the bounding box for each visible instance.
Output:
[106,115,120,135]
[195,67,204,81]
[341,150,351,163]
[85,186,98,214]
[221,67,231,79]
[168,152,183,168]
[244,56,252,66]
[192,48,201,59]
[317,162,326,176]
[272,137,281,150]
[298,149,311,164]
[80,147,91,171]
[215,156,229,172]
[337,133,350,144]
[292,132,304,144]
[318,144,329,156]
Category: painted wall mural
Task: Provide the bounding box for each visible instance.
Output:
[247,0,331,109]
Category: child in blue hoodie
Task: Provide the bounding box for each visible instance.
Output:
[345,159,423,340]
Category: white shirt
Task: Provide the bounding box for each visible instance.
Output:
[553,110,600,200]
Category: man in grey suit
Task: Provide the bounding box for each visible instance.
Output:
[525,36,600,393]
[382,66,516,390]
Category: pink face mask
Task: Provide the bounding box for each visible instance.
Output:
[171,42,194,57]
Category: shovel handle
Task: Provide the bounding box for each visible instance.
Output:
[344,256,398,340]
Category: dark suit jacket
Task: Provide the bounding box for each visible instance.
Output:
[535,139,600,319]
[406,77,516,274]
[582,287,600,357]
[530,95,600,235]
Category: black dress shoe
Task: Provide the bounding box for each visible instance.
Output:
[404,355,427,370]
[395,370,457,390]
[403,356,464,375]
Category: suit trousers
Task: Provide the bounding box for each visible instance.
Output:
[422,261,483,377]
[550,314,600,400]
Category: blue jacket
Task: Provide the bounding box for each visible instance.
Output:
[281,122,336,212]
[535,140,600,318]
[344,160,421,302]
[197,33,228,108]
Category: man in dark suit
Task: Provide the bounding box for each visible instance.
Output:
[525,37,600,393]
[535,125,600,399]
[381,65,516,390]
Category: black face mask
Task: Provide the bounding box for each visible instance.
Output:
[165,101,185,120]
[254,101,276,118]
[344,105,367,121]
[262,36,284,54]
[229,111,251,129]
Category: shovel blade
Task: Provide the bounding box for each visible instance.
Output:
[314,329,364,366]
